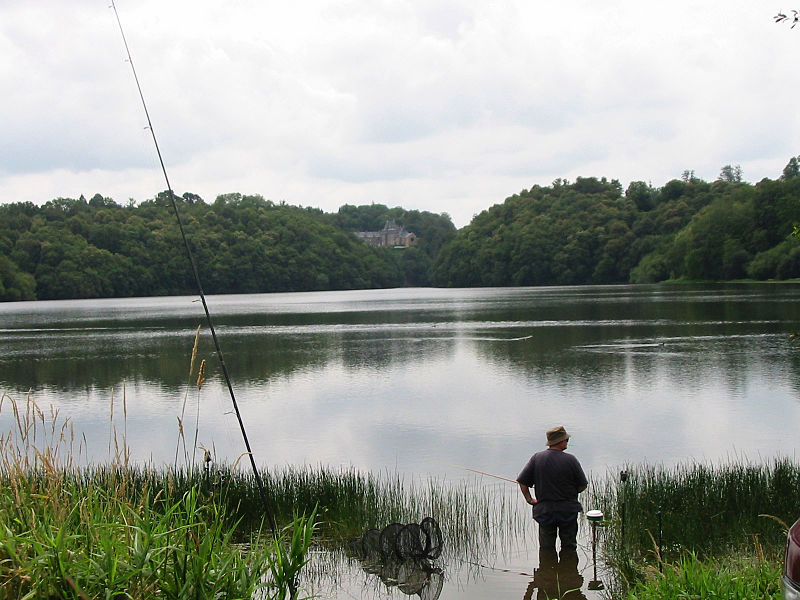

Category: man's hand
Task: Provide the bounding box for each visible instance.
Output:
[518,482,537,506]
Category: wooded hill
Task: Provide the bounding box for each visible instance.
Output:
[430,160,800,287]
[0,193,455,301]
[2,157,800,302]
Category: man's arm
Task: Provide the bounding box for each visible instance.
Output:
[518,482,537,505]
[571,456,588,494]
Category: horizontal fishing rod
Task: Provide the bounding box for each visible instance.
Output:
[453,465,519,484]
[110,0,276,534]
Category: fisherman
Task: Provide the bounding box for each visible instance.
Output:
[517,425,588,552]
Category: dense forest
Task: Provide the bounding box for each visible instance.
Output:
[2,156,800,302]
[0,193,455,301]
[430,158,800,287]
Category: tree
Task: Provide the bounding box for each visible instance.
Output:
[0,255,36,301]
[782,156,800,180]
[626,181,657,211]
[718,164,743,183]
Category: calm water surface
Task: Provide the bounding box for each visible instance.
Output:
[2,283,800,598]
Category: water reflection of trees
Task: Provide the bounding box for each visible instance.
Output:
[472,323,800,400]
[0,323,458,393]
[5,285,800,403]
[0,328,327,391]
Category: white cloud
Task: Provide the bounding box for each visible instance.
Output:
[0,0,798,227]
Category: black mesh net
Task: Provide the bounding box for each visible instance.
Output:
[352,517,443,562]
[380,522,405,557]
[397,559,430,595]
[420,517,443,559]
[418,569,444,600]
[348,518,445,599]
[395,523,425,559]
[361,528,381,558]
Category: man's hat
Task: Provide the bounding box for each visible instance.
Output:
[546,425,570,446]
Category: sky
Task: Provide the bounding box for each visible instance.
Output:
[1,1,798,228]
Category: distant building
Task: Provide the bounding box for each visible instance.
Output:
[354,220,417,247]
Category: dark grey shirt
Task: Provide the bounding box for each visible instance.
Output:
[517,448,588,518]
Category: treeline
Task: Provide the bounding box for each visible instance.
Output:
[430,158,800,287]
[0,192,455,301]
[3,157,800,301]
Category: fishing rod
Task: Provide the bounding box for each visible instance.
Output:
[109,0,276,534]
[453,465,519,484]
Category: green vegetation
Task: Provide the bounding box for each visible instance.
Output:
[621,554,781,599]
[0,392,523,598]
[0,393,318,599]
[431,161,800,287]
[0,480,299,599]
[588,459,800,598]
[0,194,455,301]
[3,156,800,301]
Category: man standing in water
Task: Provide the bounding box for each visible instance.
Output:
[517,425,588,552]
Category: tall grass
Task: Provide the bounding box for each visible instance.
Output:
[588,460,800,596]
[146,462,528,565]
[0,392,316,600]
[0,391,527,598]
[256,466,527,549]
[621,553,782,600]
[589,460,800,557]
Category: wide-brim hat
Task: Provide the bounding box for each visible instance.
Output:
[546,425,570,446]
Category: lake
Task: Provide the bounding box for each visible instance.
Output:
[2,283,799,598]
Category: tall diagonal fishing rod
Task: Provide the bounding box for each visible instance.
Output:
[110,0,276,533]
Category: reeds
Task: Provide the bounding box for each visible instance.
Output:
[0,390,528,598]
[179,463,528,561]
[588,459,800,596]
[0,393,319,600]
[590,460,800,557]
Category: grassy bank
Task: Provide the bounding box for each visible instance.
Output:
[621,553,781,599]
[0,475,306,599]
[0,393,320,599]
[588,459,800,597]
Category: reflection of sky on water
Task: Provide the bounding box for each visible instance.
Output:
[1,285,799,485]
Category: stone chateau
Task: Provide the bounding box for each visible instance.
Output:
[354,220,417,247]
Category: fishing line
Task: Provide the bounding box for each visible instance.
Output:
[109,0,276,533]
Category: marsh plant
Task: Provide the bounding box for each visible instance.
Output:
[0,390,530,599]
[588,459,800,595]
[0,392,317,600]
[616,553,781,600]
[257,465,528,552]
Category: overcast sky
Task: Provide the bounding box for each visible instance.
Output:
[1,1,797,228]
